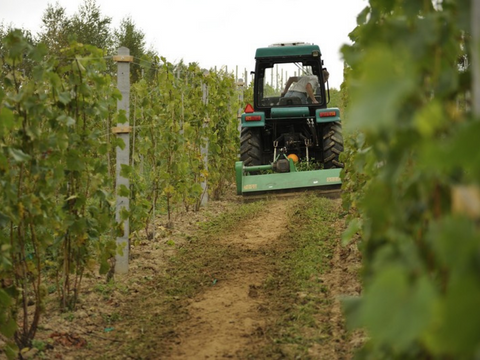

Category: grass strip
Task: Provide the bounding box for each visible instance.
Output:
[248,195,342,359]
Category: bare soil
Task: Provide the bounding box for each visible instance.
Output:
[168,200,289,359]
[13,188,362,360]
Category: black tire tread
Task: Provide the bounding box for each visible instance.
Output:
[240,127,263,166]
[322,122,344,169]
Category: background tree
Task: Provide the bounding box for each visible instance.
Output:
[38,3,71,57]
[69,0,113,53]
[0,23,36,76]
[114,16,149,82]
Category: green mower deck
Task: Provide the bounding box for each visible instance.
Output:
[235,160,342,196]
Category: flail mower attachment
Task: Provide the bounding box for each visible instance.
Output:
[235,158,341,196]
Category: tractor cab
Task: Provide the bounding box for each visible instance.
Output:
[236,42,343,197]
[254,43,329,115]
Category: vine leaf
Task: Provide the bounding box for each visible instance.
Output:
[9,148,31,162]
[361,267,436,351]
[0,107,15,131]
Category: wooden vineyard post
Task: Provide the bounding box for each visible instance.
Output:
[113,47,133,274]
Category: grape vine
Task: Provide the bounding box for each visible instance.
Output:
[0,31,242,356]
[0,31,118,354]
[341,0,480,358]
[128,58,241,232]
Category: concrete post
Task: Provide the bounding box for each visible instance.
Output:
[201,82,209,207]
[113,47,132,274]
[237,78,245,137]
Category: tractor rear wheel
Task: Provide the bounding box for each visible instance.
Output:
[240,127,262,166]
[322,121,344,169]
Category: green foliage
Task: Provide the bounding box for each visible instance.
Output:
[129,59,240,232]
[37,0,113,59]
[0,30,116,351]
[38,3,71,55]
[327,87,342,109]
[69,0,113,52]
[204,70,241,200]
[295,159,322,171]
[0,5,242,356]
[341,0,480,358]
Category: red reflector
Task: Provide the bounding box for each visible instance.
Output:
[245,115,262,121]
[319,111,337,117]
[245,104,254,113]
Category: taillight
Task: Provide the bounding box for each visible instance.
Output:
[319,111,337,117]
[245,115,262,121]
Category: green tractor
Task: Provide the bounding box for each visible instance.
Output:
[235,42,344,196]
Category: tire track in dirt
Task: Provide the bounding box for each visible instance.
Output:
[168,199,291,359]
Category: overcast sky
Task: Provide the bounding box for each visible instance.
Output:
[1,0,368,88]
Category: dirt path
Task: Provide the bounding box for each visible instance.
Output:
[30,194,361,359]
[168,201,289,359]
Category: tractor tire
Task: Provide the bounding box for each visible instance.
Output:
[240,127,263,166]
[322,121,344,169]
